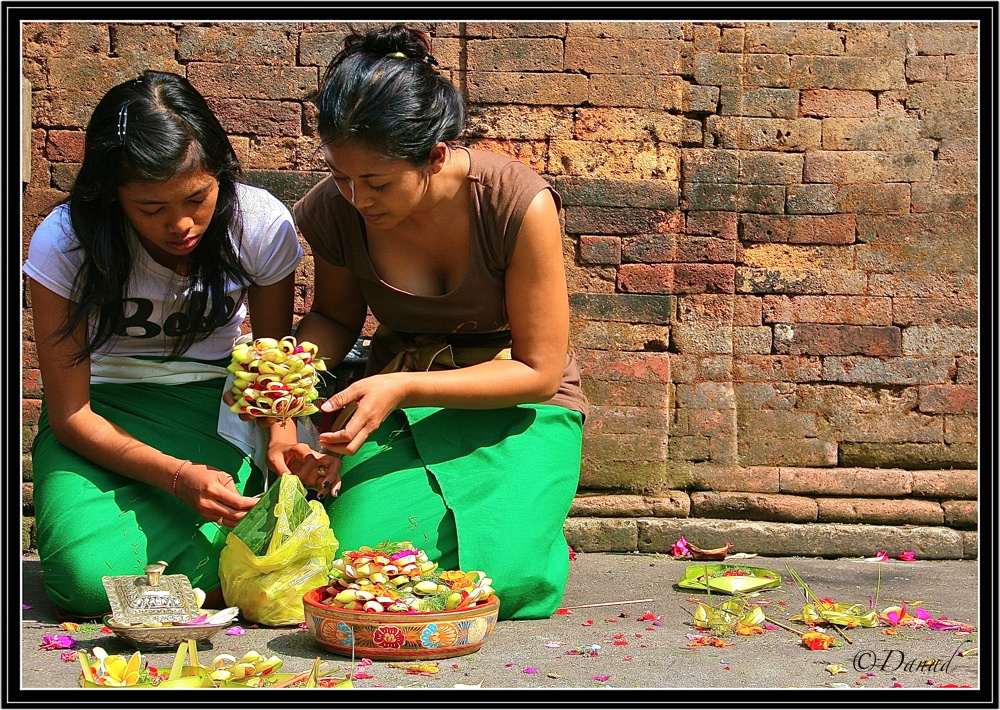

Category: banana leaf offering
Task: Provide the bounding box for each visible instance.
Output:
[231,475,312,556]
[677,563,782,595]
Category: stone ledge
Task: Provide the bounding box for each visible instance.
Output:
[564,516,973,559]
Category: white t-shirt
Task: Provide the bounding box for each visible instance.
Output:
[23,183,302,362]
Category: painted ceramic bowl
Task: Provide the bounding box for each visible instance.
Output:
[302,587,500,661]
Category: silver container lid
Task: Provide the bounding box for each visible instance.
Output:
[101,561,201,626]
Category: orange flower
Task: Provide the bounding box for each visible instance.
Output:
[802,631,834,650]
[736,623,764,636]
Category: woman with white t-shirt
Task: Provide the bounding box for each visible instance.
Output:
[22,71,327,618]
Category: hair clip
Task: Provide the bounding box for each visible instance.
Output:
[387,51,407,59]
[425,53,439,66]
[117,103,129,145]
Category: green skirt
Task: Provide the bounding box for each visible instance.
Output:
[32,378,263,618]
[325,404,584,620]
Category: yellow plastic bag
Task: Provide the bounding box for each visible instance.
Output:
[219,475,338,626]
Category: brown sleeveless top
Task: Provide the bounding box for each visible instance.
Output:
[293,147,588,417]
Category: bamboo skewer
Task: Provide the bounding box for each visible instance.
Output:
[765,616,805,637]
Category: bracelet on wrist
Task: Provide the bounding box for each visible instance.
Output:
[171,459,191,496]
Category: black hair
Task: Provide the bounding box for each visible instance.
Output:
[314,24,466,167]
[58,70,251,362]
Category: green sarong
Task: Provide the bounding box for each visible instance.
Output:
[325,404,583,620]
[32,378,263,618]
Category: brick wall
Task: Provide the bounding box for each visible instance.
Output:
[21,21,979,558]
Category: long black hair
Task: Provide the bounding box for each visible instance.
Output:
[314,25,466,167]
[58,70,250,362]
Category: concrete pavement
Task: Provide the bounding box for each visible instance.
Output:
[18,550,983,698]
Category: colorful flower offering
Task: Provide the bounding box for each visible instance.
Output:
[320,541,495,613]
[227,336,326,419]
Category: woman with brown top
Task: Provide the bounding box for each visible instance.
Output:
[270,25,588,620]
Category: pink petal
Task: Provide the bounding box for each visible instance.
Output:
[592,675,611,682]
[896,550,916,561]
[21,604,31,610]
[912,608,933,620]
[40,635,75,650]
[523,668,539,674]
[60,651,77,662]
[225,626,246,636]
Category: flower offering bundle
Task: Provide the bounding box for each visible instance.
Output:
[303,541,500,660]
[320,541,495,612]
[227,336,326,419]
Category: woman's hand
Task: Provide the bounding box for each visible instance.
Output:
[318,372,411,455]
[173,461,262,527]
[267,439,343,499]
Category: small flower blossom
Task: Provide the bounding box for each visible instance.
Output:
[40,635,75,650]
[671,537,690,557]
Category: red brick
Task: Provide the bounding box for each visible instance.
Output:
[733,296,762,326]
[467,71,589,105]
[946,54,977,81]
[577,349,671,385]
[911,469,978,498]
[566,38,690,74]
[734,355,823,382]
[207,99,301,137]
[817,498,943,525]
[569,493,690,517]
[741,214,855,245]
[905,55,946,82]
[943,500,977,528]
[892,297,978,327]
[619,264,735,295]
[945,415,977,445]
[918,385,978,414]
[763,296,891,325]
[622,235,740,264]
[188,63,318,99]
[45,130,86,162]
[692,491,818,522]
[779,467,913,496]
[683,465,778,492]
[686,211,738,239]
[22,399,42,427]
[467,38,563,71]
[774,323,903,357]
[799,89,877,117]
[579,236,621,265]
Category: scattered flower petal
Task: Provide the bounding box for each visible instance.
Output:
[554,608,573,615]
[568,545,577,561]
[100,626,113,634]
[58,622,79,632]
[826,664,847,676]
[39,635,75,650]
[545,642,564,648]
[896,550,916,562]
[592,675,611,682]
[523,668,539,674]
[622,655,633,661]
[225,626,246,636]
[670,536,690,557]
[873,551,890,562]
[353,671,374,680]
[581,619,594,626]
[802,631,835,651]
[60,651,77,662]
[22,604,31,610]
